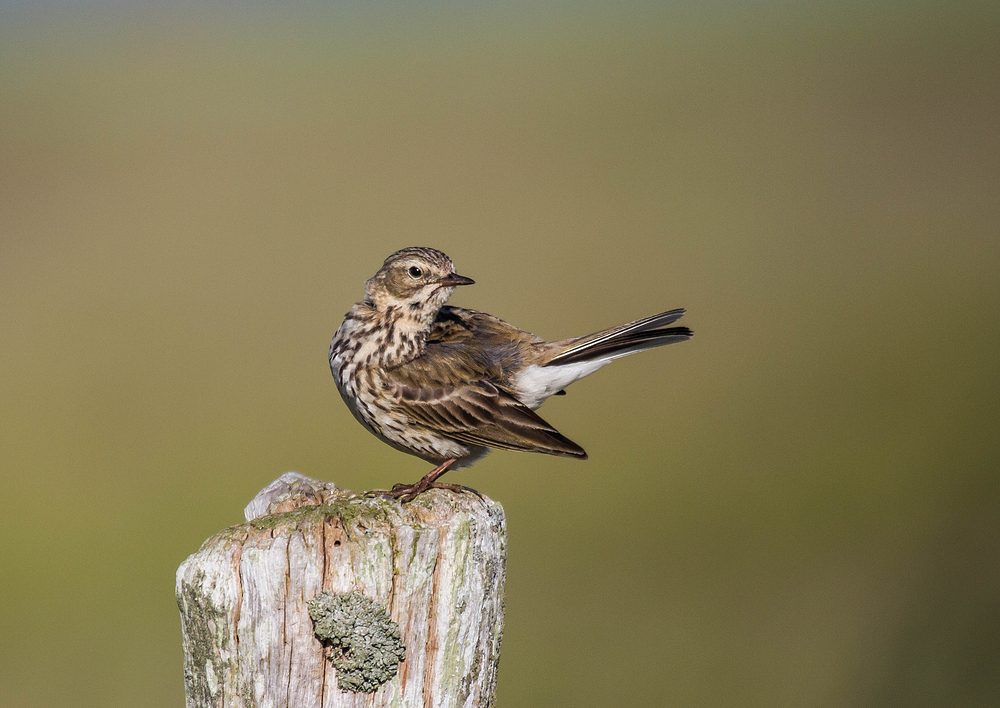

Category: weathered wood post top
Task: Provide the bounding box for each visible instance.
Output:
[176,472,507,708]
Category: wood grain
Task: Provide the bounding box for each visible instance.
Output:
[177,473,506,708]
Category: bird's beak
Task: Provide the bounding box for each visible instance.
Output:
[436,273,475,287]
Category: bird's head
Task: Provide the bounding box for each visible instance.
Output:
[365,247,475,327]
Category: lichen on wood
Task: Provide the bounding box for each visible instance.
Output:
[177,571,232,705]
[308,590,406,693]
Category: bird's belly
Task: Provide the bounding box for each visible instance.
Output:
[366,408,478,465]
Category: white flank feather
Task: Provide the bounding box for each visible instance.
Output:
[512,360,610,410]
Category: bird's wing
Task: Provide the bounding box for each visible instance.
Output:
[430,306,542,345]
[392,373,587,459]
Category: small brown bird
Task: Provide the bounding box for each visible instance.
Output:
[329,247,692,501]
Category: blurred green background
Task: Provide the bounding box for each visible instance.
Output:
[2,1,998,706]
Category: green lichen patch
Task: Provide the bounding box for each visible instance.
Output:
[197,496,400,551]
[308,590,406,693]
[245,495,396,533]
[177,571,231,705]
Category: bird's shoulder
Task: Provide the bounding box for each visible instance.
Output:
[428,306,541,347]
[385,336,499,390]
[384,306,535,389]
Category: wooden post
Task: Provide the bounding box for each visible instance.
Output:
[176,472,506,708]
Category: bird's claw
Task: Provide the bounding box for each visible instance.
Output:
[369,481,484,504]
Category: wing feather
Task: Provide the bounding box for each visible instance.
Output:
[397,378,587,458]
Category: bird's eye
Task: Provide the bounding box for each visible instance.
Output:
[407,266,423,278]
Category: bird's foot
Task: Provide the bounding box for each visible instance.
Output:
[424,482,485,501]
[372,481,483,504]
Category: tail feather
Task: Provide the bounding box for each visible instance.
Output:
[544,309,691,367]
[546,326,692,366]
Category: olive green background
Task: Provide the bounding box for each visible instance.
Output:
[2,2,998,706]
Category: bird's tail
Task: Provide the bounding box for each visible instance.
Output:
[542,309,692,367]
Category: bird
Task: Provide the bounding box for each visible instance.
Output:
[328,247,692,501]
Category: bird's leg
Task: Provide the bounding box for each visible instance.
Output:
[414,458,456,486]
[387,459,456,502]
[374,459,482,502]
